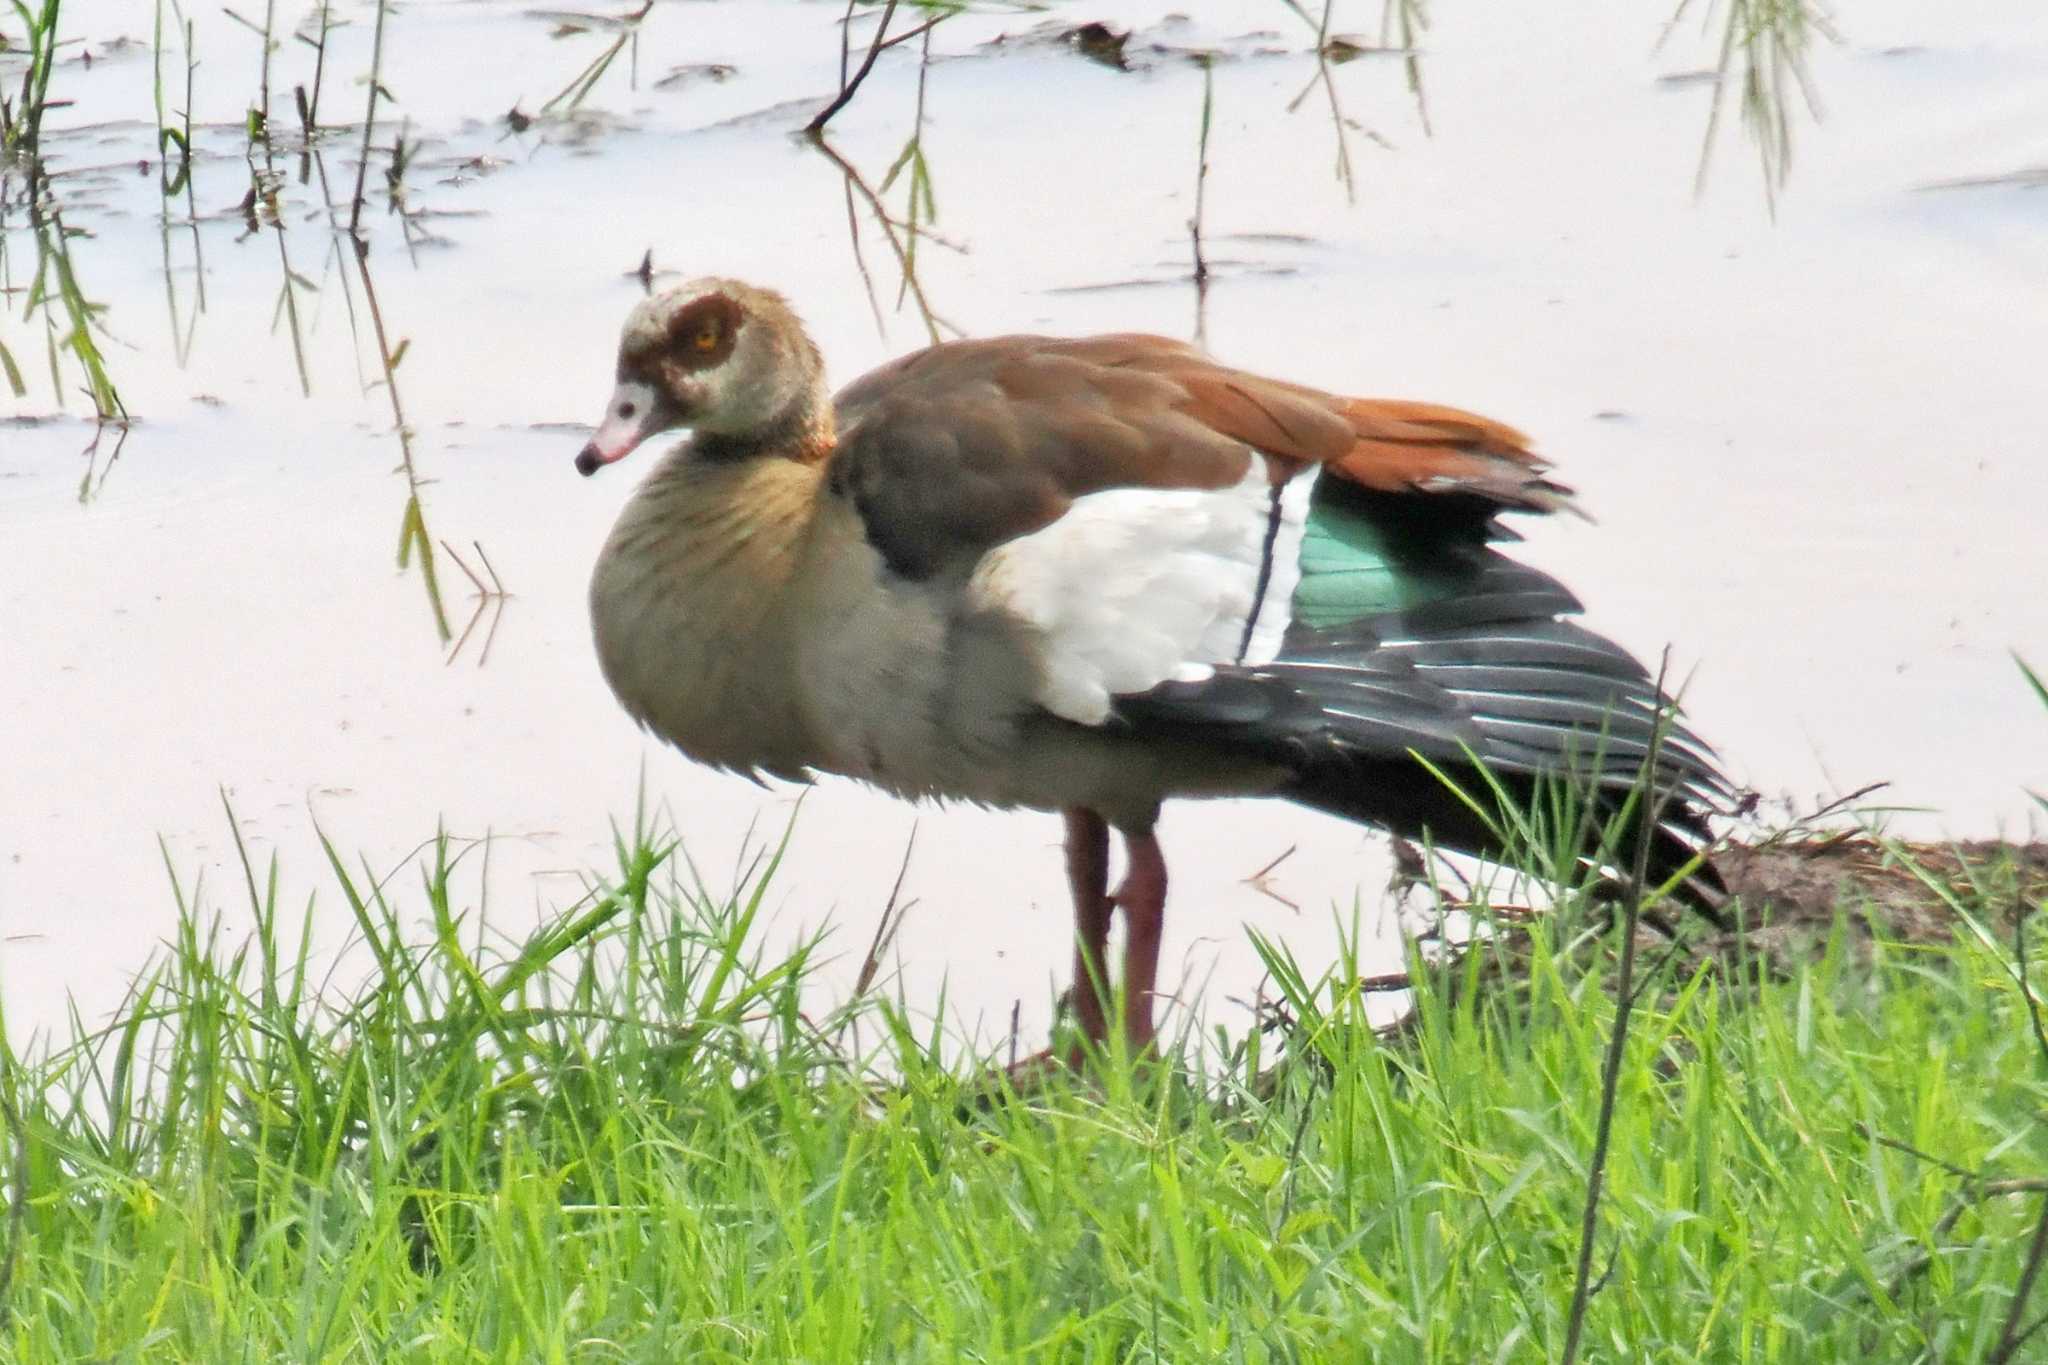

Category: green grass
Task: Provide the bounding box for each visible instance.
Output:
[0,800,2042,1362]
[1,0,65,155]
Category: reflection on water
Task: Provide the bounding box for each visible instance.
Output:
[443,538,512,667]
[0,196,128,425]
[2,0,2045,1048]
[538,1,656,118]
[809,131,959,347]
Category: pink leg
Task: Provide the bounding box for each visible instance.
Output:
[1063,809,1113,1049]
[1115,828,1168,1051]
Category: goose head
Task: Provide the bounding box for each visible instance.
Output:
[576,278,830,475]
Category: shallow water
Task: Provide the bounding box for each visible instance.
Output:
[3,0,2044,1046]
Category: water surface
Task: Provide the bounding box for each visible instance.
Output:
[3,0,2044,1045]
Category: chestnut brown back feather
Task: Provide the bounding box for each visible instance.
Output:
[827,332,1574,579]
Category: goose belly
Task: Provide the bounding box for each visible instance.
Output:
[789,505,1017,800]
[791,500,1287,820]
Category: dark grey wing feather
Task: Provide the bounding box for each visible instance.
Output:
[1112,548,1731,895]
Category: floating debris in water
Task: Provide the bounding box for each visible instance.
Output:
[1067,22,1130,72]
[653,63,737,91]
[1916,166,2048,192]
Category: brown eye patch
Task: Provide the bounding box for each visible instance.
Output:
[664,293,741,372]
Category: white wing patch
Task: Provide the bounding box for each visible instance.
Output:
[967,457,1320,726]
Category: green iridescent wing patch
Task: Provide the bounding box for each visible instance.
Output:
[1290,494,1467,628]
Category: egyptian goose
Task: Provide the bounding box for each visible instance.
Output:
[576,279,1727,1057]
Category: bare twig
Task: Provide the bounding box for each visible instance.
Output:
[310,12,456,650]
[325,117,453,645]
[346,0,392,236]
[1990,899,2048,1364]
[258,0,277,141]
[874,14,948,57]
[75,423,132,504]
[1353,972,1415,994]
[1561,651,1677,1364]
[804,133,961,344]
[353,252,450,642]
[1880,1178,2048,1314]
[807,0,903,135]
[1990,1211,2048,1358]
[1745,780,1893,853]
[1853,1123,1986,1184]
[839,177,888,336]
[1189,55,1213,286]
[1246,845,1298,885]
[441,540,511,666]
[1838,1117,2048,1320]
[852,824,919,999]
[834,0,856,89]
[300,3,335,133]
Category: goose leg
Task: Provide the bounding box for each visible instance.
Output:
[1114,827,1167,1052]
[1062,808,1114,1050]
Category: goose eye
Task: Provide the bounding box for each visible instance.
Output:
[693,329,719,352]
[617,400,637,418]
